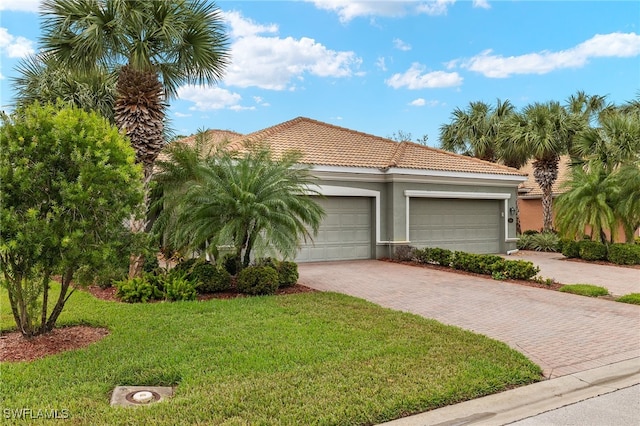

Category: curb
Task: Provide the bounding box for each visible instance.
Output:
[380,357,640,426]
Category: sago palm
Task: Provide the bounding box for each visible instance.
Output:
[40,0,230,276]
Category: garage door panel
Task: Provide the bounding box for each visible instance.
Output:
[296,196,372,262]
[410,199,500,254]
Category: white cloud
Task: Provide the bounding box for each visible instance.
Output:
[177,85,243,111]
[386,63,463,89]
[0,27,35,58]
[308,0,456,22]
[174,112,192,118]
[376,56,387,71]
[409,98,426,106]
[223,12,362,90]
[223,10,278,39]
[0,0,40,12]
[416,0,456,16]
[460,32,640,78]
[393,38,411,51]
[473,0,491,10]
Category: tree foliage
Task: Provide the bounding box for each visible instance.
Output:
[0,102,143,337]
[153,140,325,269]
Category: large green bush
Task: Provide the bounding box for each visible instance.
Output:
[237,266,279,295]
[0,102,143,336]
[578,241,608,261]
[502,260,540,280]
[607,244,640,265]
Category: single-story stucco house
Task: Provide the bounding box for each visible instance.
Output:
[173,117,527,262]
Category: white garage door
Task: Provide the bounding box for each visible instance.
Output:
[296,197,372,262]
[409,198,500,254]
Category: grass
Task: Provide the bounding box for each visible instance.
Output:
[616,293,640,305]
[558,284,609,297]
[1,284,541,425]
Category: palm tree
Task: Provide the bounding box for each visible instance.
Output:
[40,0,230,277]
[13,53,117,122]
[505,102,577,232]
[154,142,325,269]
[439,99,527,168]
[555,165,618,243]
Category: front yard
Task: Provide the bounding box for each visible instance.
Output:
[0,285,541,425]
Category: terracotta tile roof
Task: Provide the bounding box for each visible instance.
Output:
[157,129,243,163]
[518,155,572,197]
[166,117,525,177]
[223,117,525,176]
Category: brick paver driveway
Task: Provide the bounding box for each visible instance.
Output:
[298,260,640,378]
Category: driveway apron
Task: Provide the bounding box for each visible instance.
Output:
[298,260,640,379]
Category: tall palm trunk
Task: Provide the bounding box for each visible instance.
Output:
[532,157,559,232]
[114,65,166,278]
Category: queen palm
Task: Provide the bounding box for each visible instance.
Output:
[506,102,577,232]
[40,0,229,276]
[154,142,325,269]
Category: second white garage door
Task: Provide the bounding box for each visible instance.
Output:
[296,197,372,262]
[409,198,501,254]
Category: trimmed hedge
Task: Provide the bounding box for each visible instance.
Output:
[607,244,640,265]
[578,241,607,261]
[191,262,232,293]
[414,248,539,281]
[237,266,280,295]
[278,261,299,288]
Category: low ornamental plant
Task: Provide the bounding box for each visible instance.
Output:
[164,273,197,302]
[616,293,640,305]
[115,277,163,303]
[278,261,299,288]
[559,284,609,297]
[190,262,232,294]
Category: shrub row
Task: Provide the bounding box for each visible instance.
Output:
[561,240,640,265]
[412,247,540,281]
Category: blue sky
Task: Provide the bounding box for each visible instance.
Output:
[1,1,639,146]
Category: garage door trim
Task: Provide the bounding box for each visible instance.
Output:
[404,190,512,244]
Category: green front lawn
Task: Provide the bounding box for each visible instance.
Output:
[0,285,541,425]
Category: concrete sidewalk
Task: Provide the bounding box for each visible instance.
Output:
[504,251,640,296]
[380,358,640,426]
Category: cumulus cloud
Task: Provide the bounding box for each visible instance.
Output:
[0,27,35,58]
[473,0,491,9]
[0,0,40,12]
[308,0,456,23]
[409,98,426,106]
[460,32,640,78]
[393,38,411,51]
[376,57,387,71]
[174,112,192,118]
[177,86,243,111]
[222,11,362,90]
[386,63,463,89]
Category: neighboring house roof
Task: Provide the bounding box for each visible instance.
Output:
[518,155,572,198]
[165,117,525,177]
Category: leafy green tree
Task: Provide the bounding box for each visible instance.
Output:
[154,142,325,269]
[40,0,230,277]
[0,102,143,337]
